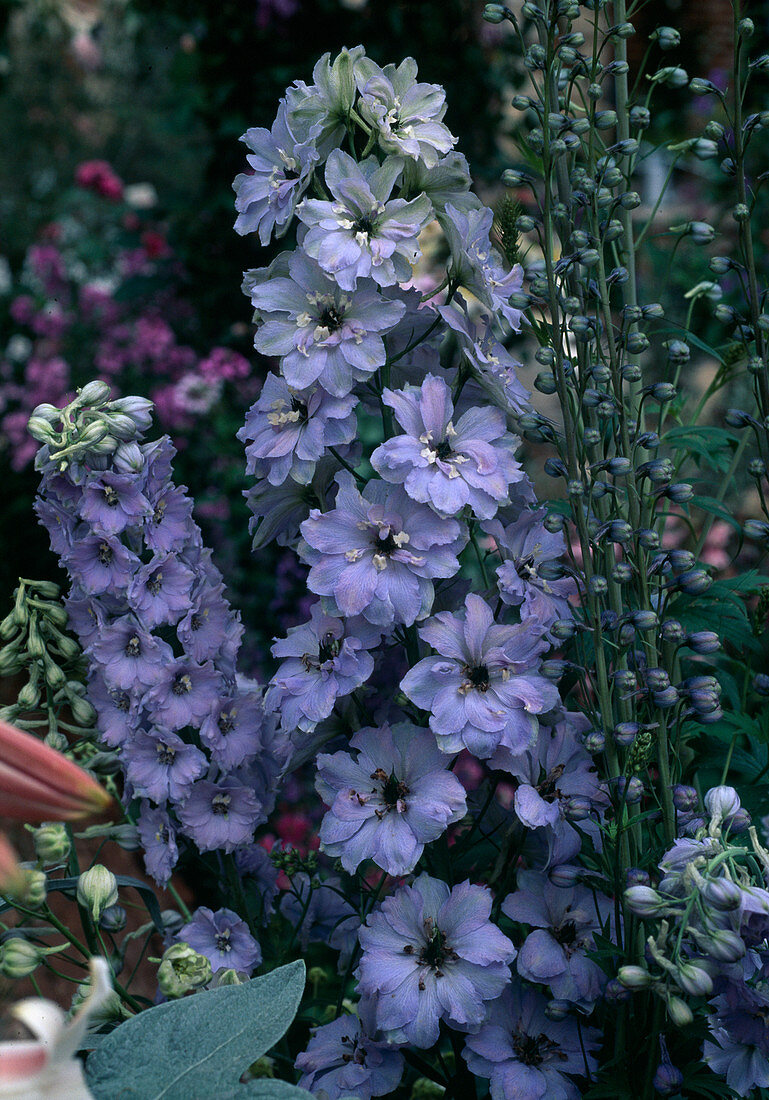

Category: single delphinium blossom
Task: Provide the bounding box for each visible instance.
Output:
[199,690,266,771]
[438,296,532,416]
[401,593,558,758]
[127,552,196,629]
[502,871,610,1009]
[146,657,224,731]
[177,775,264,854]
[62,533,139,596]
[354,56,457,168]
[178,906,262,976]
[462,979,600,1100]
[441,203,524,330]
[264,603,380,732]
[483,507,576,630]
[297,150,433,291]
[371,373,526,519]
[78,471,151,535]
[89,615,172,691]
[136,802,178,885]
[238,372,358,486]
[703,979,769,1097]
[505,715,606,857]
[356,873,515,1048]
[295,1005,404,1100]
[246,250,405,397]
[233,101,320,244]
[315,722,467,875]
[122,728,207,804]
[300,473,466,626]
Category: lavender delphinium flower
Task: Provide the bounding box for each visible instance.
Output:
[371,373,526,519]
[300,473,465,626]
[136,802,178,886]
[146,657,224,732]
[441,203,524,331]
[438,295,532,416]
[483,506,576,630]
[295,1004,404,1100]
[355,56,457,168]
[178,906,262,975]
[233,101,320,244]
[297,150,433,291]
[79,470,151,534]
[506,714,607,860]
[703,979,769,1097]
[246,251,405,397]
[316,722,467,875]
[356,873,515,1048]
[401,593,558,759]
[463,979,600,1100]
[63,533,139,596]
[502,871,609,1009]
[199,690,265,771]
[127,552,195,629]
[89,614,172,691]
[264,603,380,732]
[177,776,264,854]
[238,372,358,486]
[123,728,207,804]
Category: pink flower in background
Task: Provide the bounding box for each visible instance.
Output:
[75,160,124,201]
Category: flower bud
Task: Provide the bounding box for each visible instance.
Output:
[20,867,48,909]
[564,796,592,821]
[617,964,652,990]
[727,807,751,834]
[32,822,71,866]
[77,864,118,921]
[0,937,42,978]
[544,999,571,1021]
[605,978,632,1003]
[666,995,693,1027]
[704,785,740,821]
[156,942,213,998]
[76,381,112,407]
[483,3,508,22]
[625,886,667,917]
[745,519,769,542]
[100,904,128,933]
[583,730,606,754]
[548,863,582,888]
[676,962,713,997]
[653,1062,684,1096]
[677,569,712,595]
[653,26,680,50]
[672,785,698,812]
[614,722,639,747]
[209,968,248,988]
[685,631,720,654]
[626,868,651,888]
[693,927,745,963]
[27,417,57,443]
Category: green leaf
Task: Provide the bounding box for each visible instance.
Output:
[228,1081,317,1099]
[86,960,305,1100]
[688,495,743,533]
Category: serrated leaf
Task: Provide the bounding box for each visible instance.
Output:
[86,960,305,1100]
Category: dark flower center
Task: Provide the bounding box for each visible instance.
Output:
[514,553,539,581]
[466,664,490,690]
[318,631,341,662]
[172,673,192,696]
[375,529,399,555]
[435,438,453,460]
[110,689,130,712]
[147,570,163,596]
[218,709,235,735]
[537,763,566,803]
[374,768,410,810]
[290,397,308,422]
[152,500,166,526]
[318,304,343,331]
[417,921,457,977]
[553,918,577,946]
[354,213,375,235]
[103,485,119,507]
[512,1029,561,1067]
[190,612,203,631]
[340,1034,367,1066]
[98,542,113,565]
[156,742,176,767]
[124,634,141,658]
[215,930,232,952]
[212,793,231,815]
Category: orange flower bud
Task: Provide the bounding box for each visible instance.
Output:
[0,720,115,823]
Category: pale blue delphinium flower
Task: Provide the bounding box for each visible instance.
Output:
[297,149,432,291]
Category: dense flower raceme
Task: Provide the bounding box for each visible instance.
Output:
[31,391,287,888]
